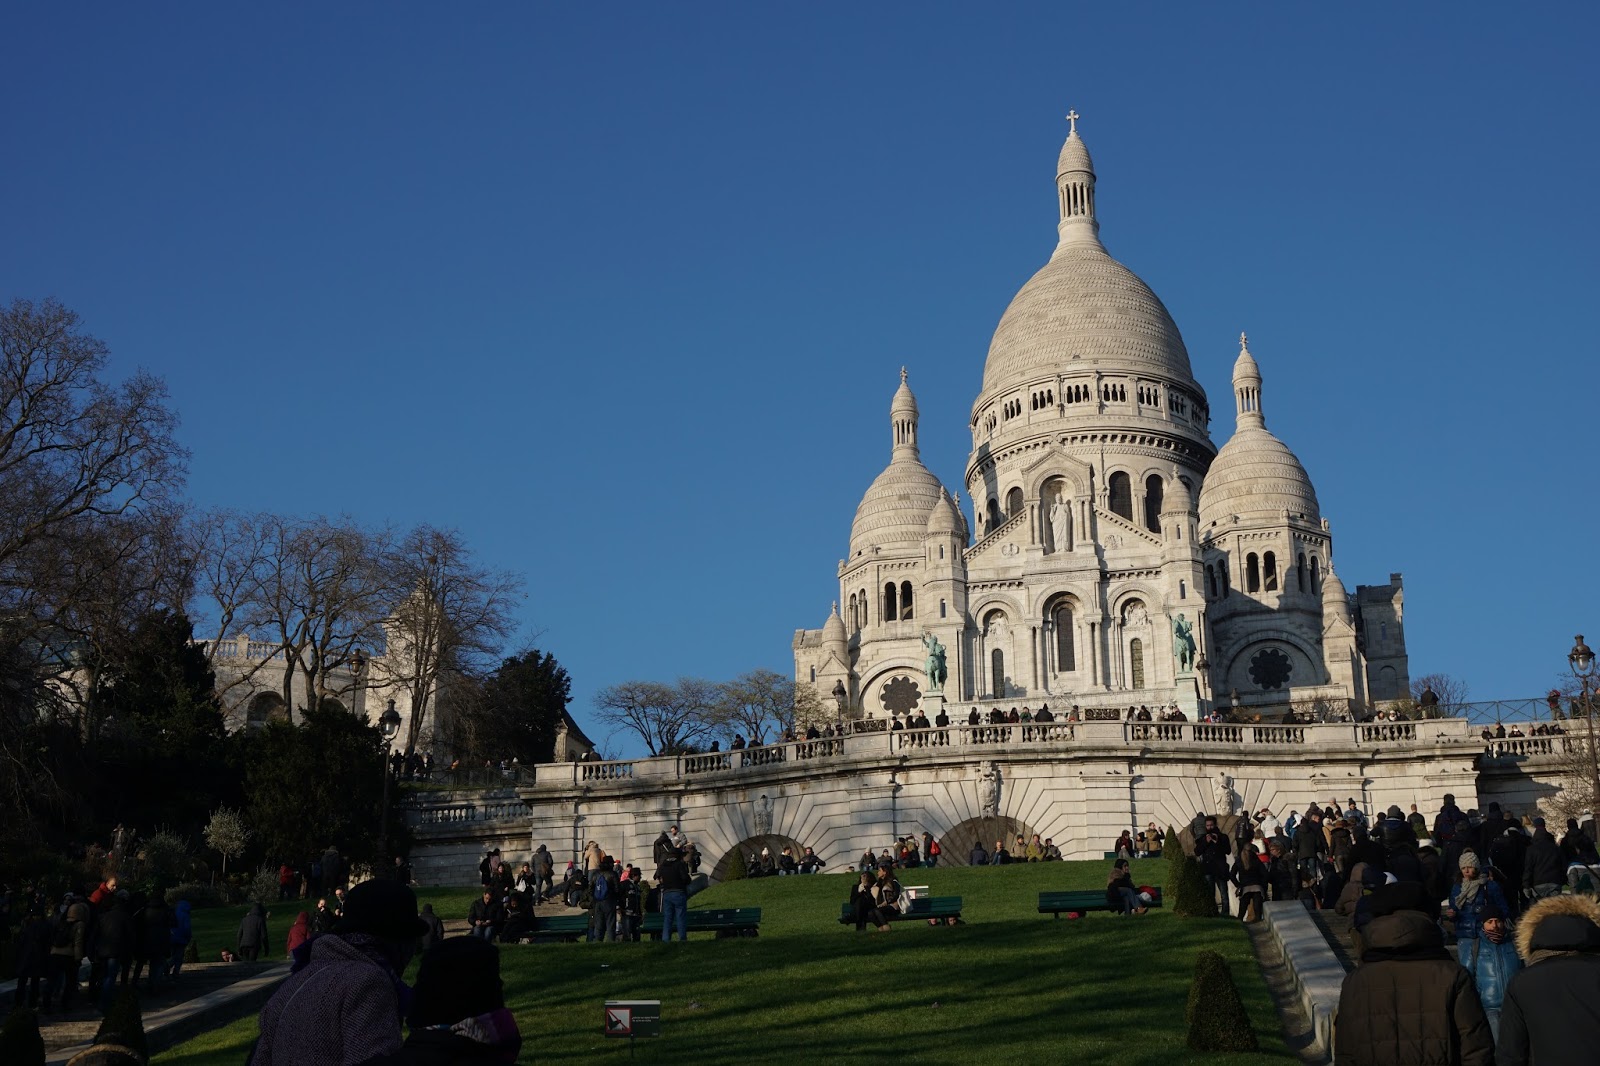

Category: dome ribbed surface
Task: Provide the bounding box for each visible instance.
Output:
[980,242,1197,395]
[822,607,847,643]
[926,489,961,534]
[850,458,944,557]
[1197,427,1320,527]
[1057,132,1093,175]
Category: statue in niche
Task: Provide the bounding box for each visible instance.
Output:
[922,632,948,693]
[753,794,773,837]
[1213,772,1235,817]
[1050,494,1071,554]
[978,761,1001,817]
[1172,613,1197,673]
[1124,602,1148,628]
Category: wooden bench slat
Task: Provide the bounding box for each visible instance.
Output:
[837,896,962,924]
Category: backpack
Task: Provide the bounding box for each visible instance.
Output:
[929,841,941,856]
[592,873,610,902]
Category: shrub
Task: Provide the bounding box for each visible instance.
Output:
[246,864,279,905]
[722,849,748,882]
[94,986,148,1062]
[126,829,196,893]
[166,882,230,909]
[1169,849,1218,919]
[1185,950,1258,1052]
[0,1007,45,1066]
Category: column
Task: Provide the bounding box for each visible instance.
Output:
[1030,625,1040,690]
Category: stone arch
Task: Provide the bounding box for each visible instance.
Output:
[247,691,288,726]
[1222,633,1328,696]
[860,663,925,720]
[935,815,1038,867]
[709,833,805,881]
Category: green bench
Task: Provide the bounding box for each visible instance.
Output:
[1038,887,1163,918]
[837,895,963,925]
[527,913,593,941]
[641,906,762,938]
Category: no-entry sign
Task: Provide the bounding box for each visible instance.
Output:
[604,1000,662,1038]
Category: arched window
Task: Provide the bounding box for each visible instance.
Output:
[986,498,1002,530]
[860,588,868,626]
[1053,604,1075,672]
[1297,553,1307,592]
[847,593,857,630]
[991,649,1005,699]
[1310,556,1321,594]
[1108,472,1133,520]
[1264,552,1278,592]
[883,583,897,622]
[809,666,816,682]
[1006,487,1023,516]
[1246,553,1261,593]
[939,598,947,619]
[1143,474,1164,532]
[1205,564,1216,599]
[1129,638,1145,689]
[900,581,914,620]
[1219,557,1231,596]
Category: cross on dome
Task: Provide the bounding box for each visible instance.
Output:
[900,366,908,384]
[1066,109,1080,134]
[1239,332,1249,353]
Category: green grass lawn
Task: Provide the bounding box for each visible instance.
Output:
[156,862,1291,1065]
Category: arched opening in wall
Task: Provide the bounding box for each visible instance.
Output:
[1376,665,1399,701]
[317,697,348,715]
[936,816,1038,868]
[246,692,288,727]
[1264,552,1278,592]
[1297,553,1307,592]
[991,649,1005,699]
[1219,557,1231,596]
[709,834,805,882]
[1246,553,1261,593]
[1052,603,1076,672]
[939,599,947,619]
[883,583,898,622]
[1205,565,1217,599]
[1006,487,1024,517]
[847,593,857,630]
[860,589,868,626]
[1310,556,1322,594]
[1129,638,1145,689]
[986,498,1002,531]
[1108,472,1132,520]
[900,581,914,620]
[1143,475,1163,532]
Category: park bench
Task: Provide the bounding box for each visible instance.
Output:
[1037,887,1163,918]
[837,895,963,926]
[526,913,593,942]
[641,906,763,938]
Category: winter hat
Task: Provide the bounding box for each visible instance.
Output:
[1458,850,1482,872]
[407,937,505,1028]
[1386,805,1404,820]
[337,879,429,940]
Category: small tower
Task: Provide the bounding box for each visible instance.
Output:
[1056,110,1099,245]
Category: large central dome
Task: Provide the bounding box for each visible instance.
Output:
[979,124,1198,397]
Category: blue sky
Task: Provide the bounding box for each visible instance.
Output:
[5,5,1597,754]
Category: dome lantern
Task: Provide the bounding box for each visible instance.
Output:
[1233,332,1265,429]
[1056,110,1099,246]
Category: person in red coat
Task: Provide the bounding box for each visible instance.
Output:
[285,911,312,957]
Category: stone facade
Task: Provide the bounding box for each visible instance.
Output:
[795,120,1408,723]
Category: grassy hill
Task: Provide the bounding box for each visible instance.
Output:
[156,860,1291,1065]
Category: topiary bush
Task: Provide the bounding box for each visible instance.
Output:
[1185,950,1259,1052]
[1169,843,1219,919]
[722,848,748,882]
[93,986,149,1062]
[0,1007,45,1066]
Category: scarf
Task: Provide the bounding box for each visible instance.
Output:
[425,1008,523,1063]
[1454,873,1487,912]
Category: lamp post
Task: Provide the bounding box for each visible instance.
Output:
[378,699,402,863]
[1567,634,1600,826]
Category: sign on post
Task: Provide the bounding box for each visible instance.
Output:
[604,1000,662,1039]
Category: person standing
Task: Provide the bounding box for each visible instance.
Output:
[533,844,554,902]
[656,847,691,942]
[252,880,430,1065]
[588,857,619,943]
[1194,816,1233,917]
[1523,818,1564,900]
[11,906,52,1009]
[93,894,132,1013]
[417,903,445,954]
[236,903,269,962]
[47,894,88,1011]
[167,899,192,981]
[1496,893,1600,1066]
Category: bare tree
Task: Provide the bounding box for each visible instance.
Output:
[593,678,718,756]
[711,669,802,744]
[1411,673,1469,716]
[377,525,522,756]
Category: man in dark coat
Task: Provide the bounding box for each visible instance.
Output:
[237,902,269,961]
[1496,893,1600,1066]
[417,903,445,954]
[1523,819,1565,899]
[93,895,133,1013]
[1294,809,1327,881]
[1194,816,1232,916]
[1334,884,1493,1065]
[466,890,502,942]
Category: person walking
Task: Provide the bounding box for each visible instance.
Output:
[167,900,192,982]
[588,857,619,942]
[1496,893,1600,1066]
[236,903,269,962]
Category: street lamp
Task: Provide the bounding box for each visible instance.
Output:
[378,699,402,864]
[1566,634,1600,827]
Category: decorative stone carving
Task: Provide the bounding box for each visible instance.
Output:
[922,632,948,693]
[977,761,1001,817]
[1050,496,1070,553]
[1172,613,1196,673]
[753,794,773,837]
[1213,771,1235,817]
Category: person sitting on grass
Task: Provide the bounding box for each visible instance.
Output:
[363,936,523,1065]
[1106,859,1148,915]
[990,840,1012,866]
[969,840,988,866]
[1042,838,1062,861]
[858,848,876,873]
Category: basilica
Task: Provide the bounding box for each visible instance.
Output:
[794,120,1409,722]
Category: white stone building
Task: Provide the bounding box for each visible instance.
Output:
[795,120,1407,723]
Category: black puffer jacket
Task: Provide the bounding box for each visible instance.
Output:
[1496,894,1600,1066]
[1523,829,1564,888]
[1333,910,1492,1066]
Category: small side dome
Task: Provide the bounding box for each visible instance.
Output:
[1321,569,1352,623]
[926,487,961,535]
[1162,473,1194,514]
[850,370,942,557]
[822,603,847,643]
